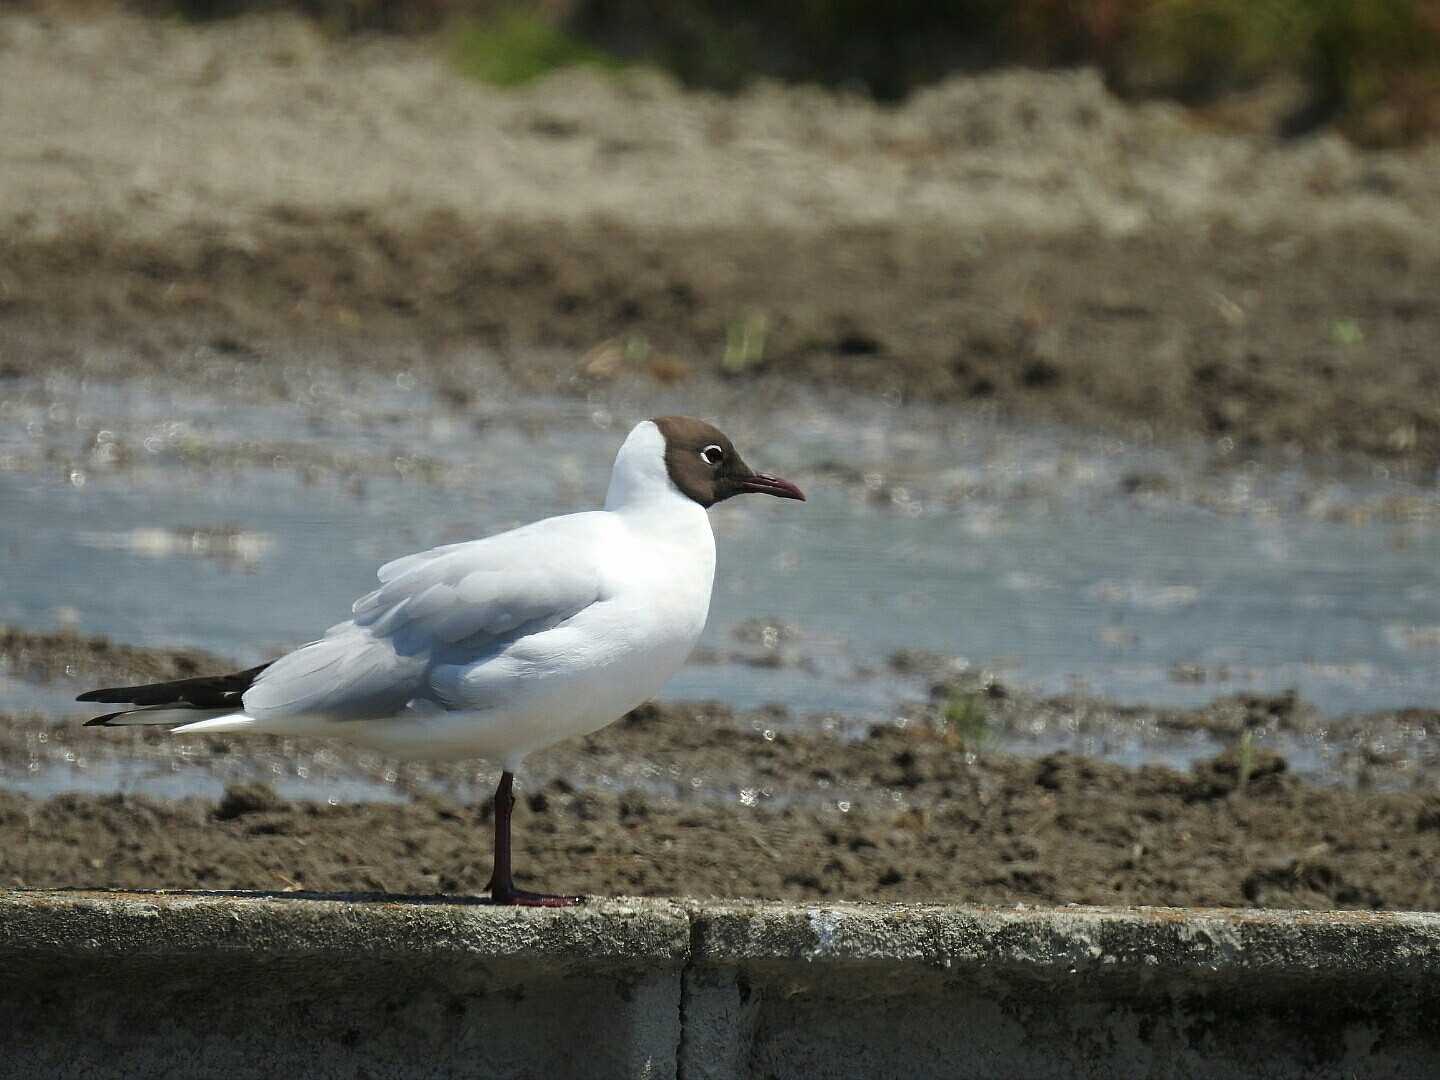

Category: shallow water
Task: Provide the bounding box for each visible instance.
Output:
[2,361,1439,797]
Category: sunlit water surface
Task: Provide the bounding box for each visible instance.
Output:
[2,360,1438,798]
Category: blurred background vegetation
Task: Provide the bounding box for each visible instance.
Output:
[56,0,1435,144]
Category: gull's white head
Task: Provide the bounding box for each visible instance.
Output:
[604,417,805,511]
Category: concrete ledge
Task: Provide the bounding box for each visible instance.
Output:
[686,900,1440,974]
[0,889,690,965]
[0,891,689,1080]
[682,903,1440,1080]
[1,892,1437,1079]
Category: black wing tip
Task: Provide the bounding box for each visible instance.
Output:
[84,712,126,727]
[77,688,129,703]
[76,663,271,708]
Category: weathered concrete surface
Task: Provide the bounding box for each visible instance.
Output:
[1,892,1438,1079]
[0,890,688,1080]
[683,902,1440,1080]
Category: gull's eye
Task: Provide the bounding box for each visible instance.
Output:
[700,444,725,467]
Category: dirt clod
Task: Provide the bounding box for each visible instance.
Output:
[214,783,283,821]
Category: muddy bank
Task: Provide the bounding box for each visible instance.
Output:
[5,682,1440,908]
[13,631,1440,795]
[4,731,1437,910]
[4,13,1440,468]
[0,627,230,689]
[5,627,1436,906]
[9,223,1440,471]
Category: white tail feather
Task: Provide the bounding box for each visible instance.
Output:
[97,706,229,727]
[170,713,256,735]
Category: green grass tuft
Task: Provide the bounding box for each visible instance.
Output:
[1236,729,1256,791]
[942,691,991,752]
[721,311,769,375]
[449,12,621,87]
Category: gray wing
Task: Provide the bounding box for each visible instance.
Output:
[241,513,609,722]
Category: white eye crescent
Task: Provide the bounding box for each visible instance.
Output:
[700,444,724,466]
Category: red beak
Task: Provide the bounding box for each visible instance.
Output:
[738,473,806,501]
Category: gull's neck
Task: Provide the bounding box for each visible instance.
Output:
[604,420,693,515]
[603,419,717,605]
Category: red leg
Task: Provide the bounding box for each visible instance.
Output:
[485,770,583,907]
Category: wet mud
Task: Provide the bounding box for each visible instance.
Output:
[4,680,1439,909]
[9,223,1440,473]
[11,631,1440,797]
[0,627,230,689]
[4,706,1438,910]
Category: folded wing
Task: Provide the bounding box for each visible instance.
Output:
[242,514,610,722]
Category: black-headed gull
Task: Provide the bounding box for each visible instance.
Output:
[80,417,804,905]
